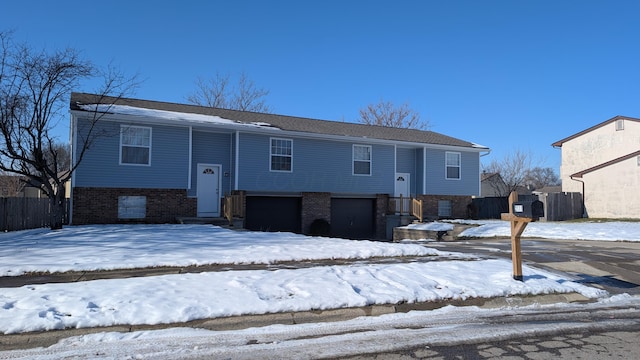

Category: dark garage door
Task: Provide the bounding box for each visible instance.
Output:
[245,196,301,233]
[331,198,375,239]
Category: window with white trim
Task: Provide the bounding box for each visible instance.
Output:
[120,125,151,165]
[445,152,461,180]
[616,119,624,131]
[353,145,372,175]
[270,138,292,172]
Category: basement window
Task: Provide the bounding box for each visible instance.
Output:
[118,196,146,219]
[438,200,452,218]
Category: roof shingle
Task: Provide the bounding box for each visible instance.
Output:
[71,92,486,149]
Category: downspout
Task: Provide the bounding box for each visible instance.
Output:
[69,113,77,225]
[187,126,192,190]
[229,133,233,192]
[234,131,240,190]
[570,175,586,218]
[422,147,427,195]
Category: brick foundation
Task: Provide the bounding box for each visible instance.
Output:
[375,194,388,239]
[301,192,331,235]
[417,194,473,220]
[72,187,196,225]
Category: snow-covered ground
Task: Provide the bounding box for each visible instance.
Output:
[405,219,640,241]
[0,221,638,359]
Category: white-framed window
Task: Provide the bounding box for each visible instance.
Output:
[270,138,292,172]
[445,152,461,180]
[616,119,624,131]
[120,125,151,165]
[353,144,372,175]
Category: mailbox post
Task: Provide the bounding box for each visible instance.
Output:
[500,191,544,281]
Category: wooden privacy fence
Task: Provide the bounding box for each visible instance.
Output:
[472,192,583,221]
[537,192,583,221]
[0,197,68,232]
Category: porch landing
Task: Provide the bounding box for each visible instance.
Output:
[393,223,479,242]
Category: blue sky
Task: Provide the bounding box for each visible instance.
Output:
[3,0,640,171]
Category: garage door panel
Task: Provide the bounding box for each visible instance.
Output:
[245,197,301,233]
[331,198,375,239]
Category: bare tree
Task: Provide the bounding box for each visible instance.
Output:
[358,98,428,130]
[524,167,560,190]
[187,71,271,113]
[0,31,138,230]
[483,149,537,196]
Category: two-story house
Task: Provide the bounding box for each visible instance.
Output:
[69,93,490,239]
[552,116,640,219]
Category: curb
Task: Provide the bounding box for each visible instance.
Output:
[0,292,591,351]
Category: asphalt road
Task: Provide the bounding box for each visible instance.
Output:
[427,237,640,296]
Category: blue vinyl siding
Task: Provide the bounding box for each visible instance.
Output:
[237,133,395,194]
[74,119,189,188]
[189,131,233,197]
[395,147,415,174]
[396,147,417,195]
[424,149,480,196]
[415,149,425,194]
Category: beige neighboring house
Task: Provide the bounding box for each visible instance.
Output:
[552,116,640,219]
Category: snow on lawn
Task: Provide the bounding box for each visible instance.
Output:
[0,224,457,277]
[402,220,640,241]
[0,222,620,335]
[0,258,606,334]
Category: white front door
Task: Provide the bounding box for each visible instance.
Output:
[394,173,411,214]
[197,164,221,217]
[395,173,410,198]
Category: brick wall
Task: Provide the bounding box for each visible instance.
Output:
[375,194,388,239]
[416,194,473,220]
[72,187,196,224]
[301,192,331,235]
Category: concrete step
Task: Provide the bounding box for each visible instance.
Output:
[176,217,230,226]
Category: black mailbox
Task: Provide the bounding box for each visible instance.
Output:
[512,200,544,219]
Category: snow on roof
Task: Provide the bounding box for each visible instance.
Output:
[78,104,278,129]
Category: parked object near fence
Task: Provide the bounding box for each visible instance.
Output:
[0,197,68,231]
